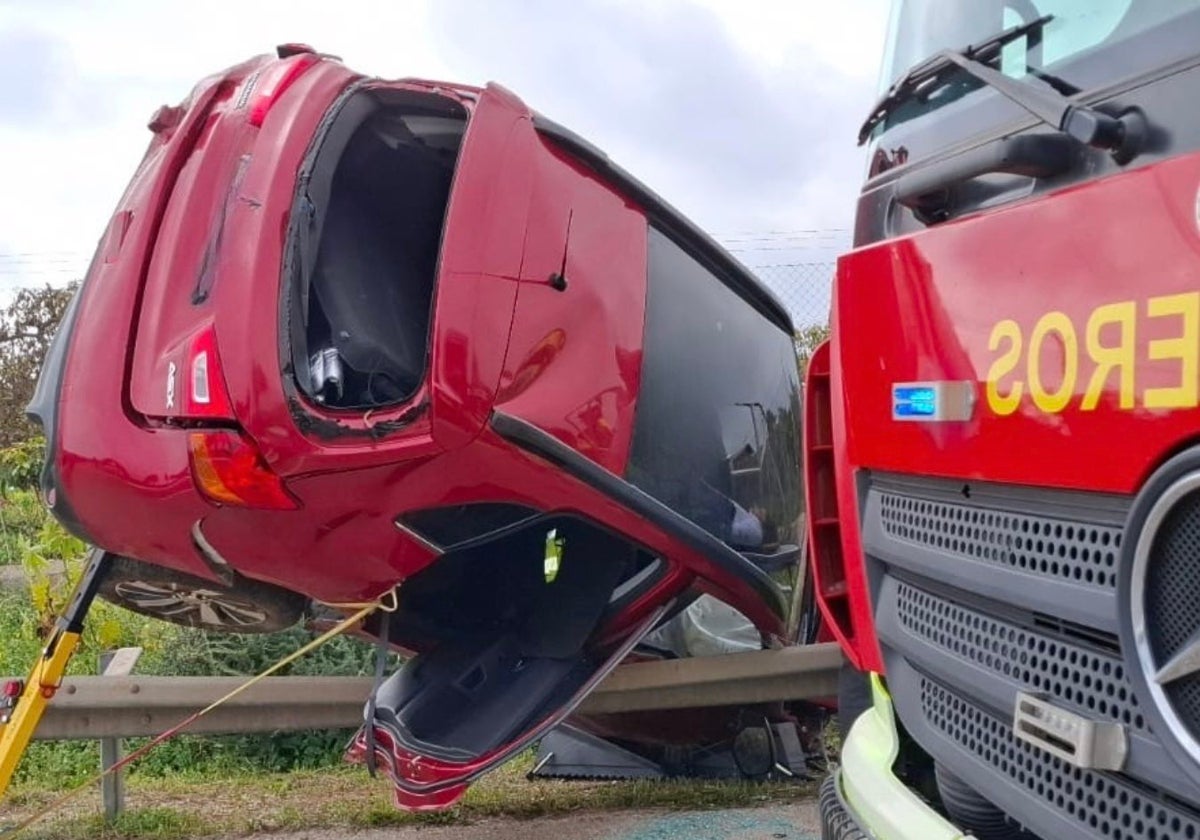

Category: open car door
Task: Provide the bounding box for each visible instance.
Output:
[346,515,671,810]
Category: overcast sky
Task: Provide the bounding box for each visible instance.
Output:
[0,0,891,319]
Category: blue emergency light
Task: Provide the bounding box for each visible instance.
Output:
[891,381,976,422]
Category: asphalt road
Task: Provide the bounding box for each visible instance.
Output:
[249,804,820,840]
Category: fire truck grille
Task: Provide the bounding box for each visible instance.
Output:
[920,676,1200,840]
[896,582,1147,732]
[1147,493,1200,655]
[1145,488,1200,748]
[879,492,1122,589]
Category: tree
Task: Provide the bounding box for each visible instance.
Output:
[0,284,77,447]
[794,322,831,377]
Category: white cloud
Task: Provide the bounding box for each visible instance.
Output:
[692,0,889,79]
[422,0,888,246]
[0,0,458,285]
[0,0,890,298]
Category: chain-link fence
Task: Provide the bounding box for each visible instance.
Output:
[0,252,839,331]
[751,262,834,330]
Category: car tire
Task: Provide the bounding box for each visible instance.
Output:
[98,555,305,634]
[935,762,1039,840]
[819,774,871,840]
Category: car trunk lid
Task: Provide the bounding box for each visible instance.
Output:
[126,53,327,422]
[345,514,673,810]
[348,606,665,810]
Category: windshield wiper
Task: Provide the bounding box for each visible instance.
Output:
[859,15,1055,145]
[858,15,1146,162]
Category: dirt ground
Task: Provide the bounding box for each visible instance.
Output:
[8,757,823,839]
[246,803,821,840]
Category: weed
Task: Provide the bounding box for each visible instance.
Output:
[22,807,206,840]
[9,759,816,840]
[0,490,46,566]
[0,439,45,497]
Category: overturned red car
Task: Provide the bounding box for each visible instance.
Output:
[29,46,807,808]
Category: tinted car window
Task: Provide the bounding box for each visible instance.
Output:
[626,228,802,554]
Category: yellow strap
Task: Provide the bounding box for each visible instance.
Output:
[319,588,400,613]
[1,600,380,838]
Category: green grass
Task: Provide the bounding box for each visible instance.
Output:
[0,490,46,566]
[10,758,818,840]
[0,589,43,676]
[18,808,209,840]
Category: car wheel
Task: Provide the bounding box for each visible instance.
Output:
[98,555,305,634]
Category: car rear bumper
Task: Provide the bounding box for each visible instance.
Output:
[820,674,968,840]
[25,281,90,542]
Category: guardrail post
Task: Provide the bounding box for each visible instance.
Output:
[98,648,142,820]
[99,734,122,820]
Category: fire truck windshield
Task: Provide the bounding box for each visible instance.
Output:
[870,0,1197,141]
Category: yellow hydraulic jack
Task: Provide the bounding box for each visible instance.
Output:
[0,549,111,796]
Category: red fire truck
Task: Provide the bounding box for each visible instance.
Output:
[814,2,1200,838]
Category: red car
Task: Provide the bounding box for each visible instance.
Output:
[29,46,806,808]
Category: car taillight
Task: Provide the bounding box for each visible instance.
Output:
[180,323,235,421]
[188,431,299,510]
[246,54,319,127]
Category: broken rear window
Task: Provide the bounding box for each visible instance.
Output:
[287,87,467,409]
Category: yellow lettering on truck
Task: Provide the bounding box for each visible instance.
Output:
[986,319,1023,416]
[1027,311,1077,414]
[1145,292,1199,410]
[1082,301,1136,411]
[985,293,1200,416]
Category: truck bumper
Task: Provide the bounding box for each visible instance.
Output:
[820,674,969,840]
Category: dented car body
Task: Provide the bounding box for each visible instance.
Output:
[29,47,806,808]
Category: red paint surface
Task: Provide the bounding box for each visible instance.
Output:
[824,152,1200,669]
[804,340,882,672]
[51,54,783,640]
[49,54,792,805]
[837,155,1200,493]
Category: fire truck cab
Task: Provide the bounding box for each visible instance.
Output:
[815,2,1200,838]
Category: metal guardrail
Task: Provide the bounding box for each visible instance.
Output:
[581,642,842,714]
[27,643,843,740]
[8,642,840,817]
